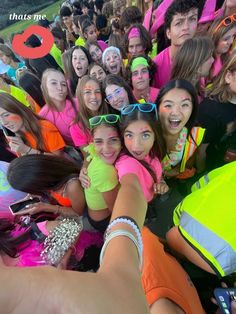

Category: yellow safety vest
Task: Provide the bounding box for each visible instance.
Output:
[173,162,236,277]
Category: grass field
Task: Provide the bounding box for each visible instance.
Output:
[0,0,62,40]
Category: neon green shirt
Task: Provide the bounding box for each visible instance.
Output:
[84,144,118,210]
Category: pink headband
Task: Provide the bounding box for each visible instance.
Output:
[199,0,217,24]
[128,27,140,39]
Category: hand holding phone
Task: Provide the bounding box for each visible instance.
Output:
[214,288,236,314]
[1,125,16,137]
[9,197,41,215]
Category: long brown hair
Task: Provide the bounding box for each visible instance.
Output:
[171,36,214,92]
[0,93,46,151]
[208,51,236,102]
[74,75,108,131]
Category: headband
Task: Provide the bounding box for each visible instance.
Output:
[128,27,140,39]
[131,57,149,72]
[102,46,121,64]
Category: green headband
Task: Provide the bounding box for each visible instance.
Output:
[131,57,149,72]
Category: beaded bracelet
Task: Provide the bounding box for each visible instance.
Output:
[105,216,143,255]
[99,229,143,270]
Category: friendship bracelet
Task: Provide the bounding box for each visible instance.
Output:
[105,217,143,254]
[99,229,143,270]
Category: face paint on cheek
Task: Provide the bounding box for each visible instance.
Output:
[159,107,169,113]
[7,115,22,121]
[132,75,139,81]
[124,137,132,144]
[142,73,149,79]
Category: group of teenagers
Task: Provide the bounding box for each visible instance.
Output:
[0,0,235,313]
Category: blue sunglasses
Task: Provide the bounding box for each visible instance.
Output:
[121,103,158,119]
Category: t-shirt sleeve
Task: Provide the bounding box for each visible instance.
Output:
[115,157,141,182]
[90,158,118,192]
[41,120,65,152]
[70,123,90,147]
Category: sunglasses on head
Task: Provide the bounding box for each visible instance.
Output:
[121,103,158,119]
[89,114,120,128]
[213,14,236,34]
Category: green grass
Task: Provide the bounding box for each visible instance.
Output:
[0,1,62,40]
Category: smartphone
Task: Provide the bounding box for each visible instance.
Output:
[9,197,40,214]
[214,288,236,314]
[1,125,16,137]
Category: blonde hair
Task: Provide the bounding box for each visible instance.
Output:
[41,68,67,111]
[208,51,236,102]
[171,36,214,89]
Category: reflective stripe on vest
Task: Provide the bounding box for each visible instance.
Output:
[180,127,205,173]
[179,211,236,277]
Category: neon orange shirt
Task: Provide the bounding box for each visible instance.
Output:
[24,120,65,153]
[142,227,205,314]
[50,191,71,207]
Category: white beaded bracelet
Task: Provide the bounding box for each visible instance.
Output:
[99,229,143,270]
[105,217,143,254]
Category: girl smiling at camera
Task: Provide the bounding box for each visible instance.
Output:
[80,103,168,202]
[81,114,121,232]
[70,75,108,158]
[103,74,137,113]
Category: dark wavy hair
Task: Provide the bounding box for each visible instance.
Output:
[164,0,199,31]
[123,23,152,56]
[126,54,156,87]
[7,154,81,195]
[120,106,164,183]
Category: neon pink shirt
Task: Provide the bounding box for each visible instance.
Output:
[149,87,159,102]
[39,98,79,146]
[70,122,92,147]
[98,40,108,52]
[153,46,172,89]
[212,56,222,79]
[115,154,162,202]
[133,87,159,103]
